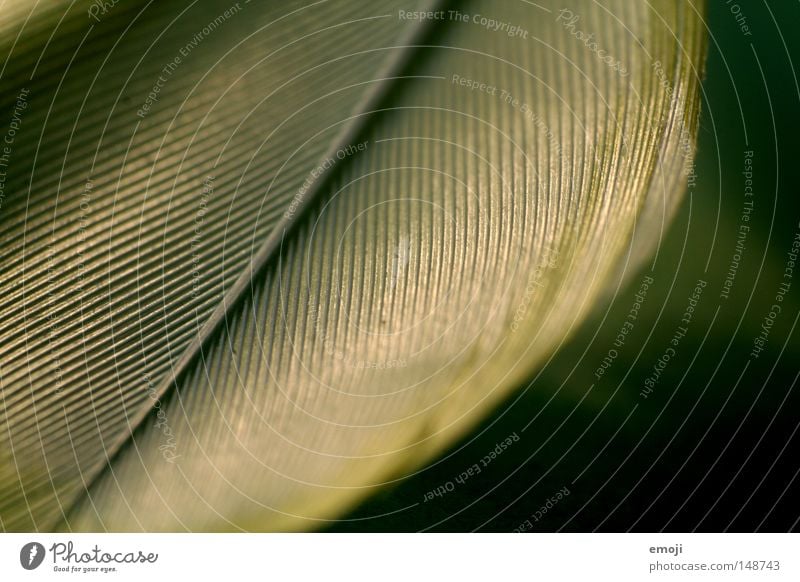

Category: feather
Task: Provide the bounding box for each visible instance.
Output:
[0,0,706,531]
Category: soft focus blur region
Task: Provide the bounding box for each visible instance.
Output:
[328,1,800,532]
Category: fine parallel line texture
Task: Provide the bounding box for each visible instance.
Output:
[57,0,450,528]
[0,0,437,531]
[65,0,706,531]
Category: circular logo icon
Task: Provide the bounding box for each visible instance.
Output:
[19,542,45,570]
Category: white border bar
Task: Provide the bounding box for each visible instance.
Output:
[1,533,797,581]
